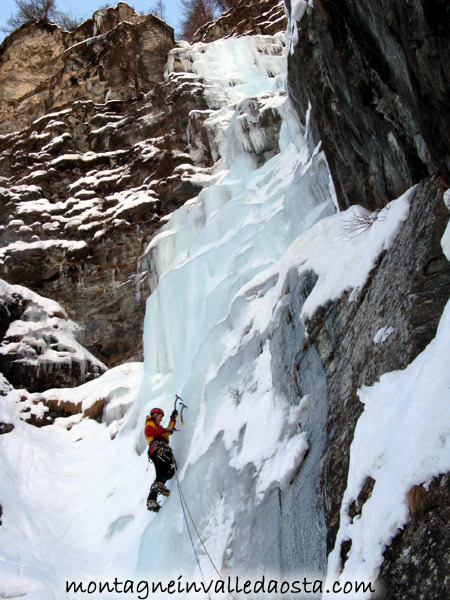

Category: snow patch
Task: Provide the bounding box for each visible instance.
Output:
[373,326,395,345]
[441,189,450,260]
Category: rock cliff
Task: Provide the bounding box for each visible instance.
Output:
[0,5,178,373]
[285,0,449,597]
[0,2,174,134]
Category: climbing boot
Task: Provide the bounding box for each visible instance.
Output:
[156,482,171,497]
[147,499,161,512]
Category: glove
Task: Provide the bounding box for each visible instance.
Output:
[165,426,176,433]
[171,410,178,419]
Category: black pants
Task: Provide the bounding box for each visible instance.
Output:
[147,444,176,502]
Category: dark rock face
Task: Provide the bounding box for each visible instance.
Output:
[269,177,450,587]
[308,177,450,554]
[287,0,450,211]
[378,474,449,600]
[285,0,450,594]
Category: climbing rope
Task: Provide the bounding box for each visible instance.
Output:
[173,464,212,600]
[172,460,237,600]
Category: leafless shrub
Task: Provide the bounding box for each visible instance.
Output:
[55,9,82,31]
[7,0,57,30]
[340,205,383,238]
[229,387,242,405]
[179,0,238,41]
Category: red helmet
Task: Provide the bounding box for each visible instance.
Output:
[150,407,164,418]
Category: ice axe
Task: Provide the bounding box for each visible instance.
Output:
[174,394,188,425]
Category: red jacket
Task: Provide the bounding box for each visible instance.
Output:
[145,415,176,447]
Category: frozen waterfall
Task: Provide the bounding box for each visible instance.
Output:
[132,33,336,590]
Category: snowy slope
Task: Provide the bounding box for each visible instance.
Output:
[0,25,449,600]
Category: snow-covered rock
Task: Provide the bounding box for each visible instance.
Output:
[0,279,106,393]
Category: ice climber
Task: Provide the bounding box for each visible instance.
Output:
[145,407,177,512]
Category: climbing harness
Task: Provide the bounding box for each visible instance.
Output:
[146,439,172,471]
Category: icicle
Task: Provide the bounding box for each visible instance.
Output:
[79,358,86,383]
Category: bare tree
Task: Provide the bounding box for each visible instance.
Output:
[149,0,166,21]
[54,9,82,31]
[7,0,57,29]
[179,0,241,41]
[179,0,217,41]
[106,26,170,99]
[215,0,241,10]
[6,0,81,32]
